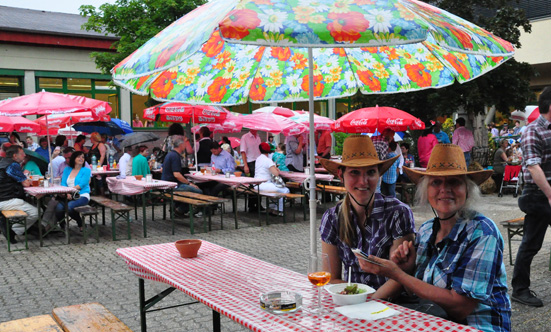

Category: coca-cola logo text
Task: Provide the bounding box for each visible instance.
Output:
[349,119,368,126]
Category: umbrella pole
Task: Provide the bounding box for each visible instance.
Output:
[46,115,53,177]
[307,48,317,260]
[193,111,198,172]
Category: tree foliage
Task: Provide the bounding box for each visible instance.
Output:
[80,0,206,75]
[353,0,535,120]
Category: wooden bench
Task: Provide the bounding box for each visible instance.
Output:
[164,193,212,234]
[52,302,132,332]
[2,210,28,252]
[90,196,132,241]
[0,314,63,332]
[500,217,524,266]
[173,191,231,232]
[74,205,99,244]
[234,187,304,225]
[316,184,347,204]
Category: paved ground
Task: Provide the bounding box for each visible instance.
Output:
[1,192,551,331]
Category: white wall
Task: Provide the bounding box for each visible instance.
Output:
[514,18,551,66]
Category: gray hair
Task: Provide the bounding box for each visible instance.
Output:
[172,135,185,148]
[414,175,481,220]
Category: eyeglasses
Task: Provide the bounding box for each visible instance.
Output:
[429,177,465,188]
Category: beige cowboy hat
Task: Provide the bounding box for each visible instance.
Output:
[403,144,492,185]
[320,135,399,177]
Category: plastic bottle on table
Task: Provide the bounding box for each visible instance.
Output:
[91,155,97,169]
[109,154,114,169]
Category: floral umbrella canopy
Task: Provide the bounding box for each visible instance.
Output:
[112,0,515,258]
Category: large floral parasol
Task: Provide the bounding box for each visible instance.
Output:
[112,0,515,258]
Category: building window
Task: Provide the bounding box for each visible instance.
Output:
[0,75,23,99]
[37,76,120,119]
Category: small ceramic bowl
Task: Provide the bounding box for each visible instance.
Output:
[175,239,202,258]
[234,171,242,177]
[325,283,375,306]
[135,175,143,181]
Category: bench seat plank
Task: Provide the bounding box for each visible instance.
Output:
[2,210,28,219]
[52,302,131,332]
[0,315,62,332]
[173,191,231,203]
[90,196,132,212]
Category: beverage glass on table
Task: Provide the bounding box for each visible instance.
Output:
[307,253,331,313]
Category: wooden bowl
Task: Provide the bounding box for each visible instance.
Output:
[234,171,242,177]
[175,239,202,258]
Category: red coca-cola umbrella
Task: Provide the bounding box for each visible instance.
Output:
[0,116,41,133]
[331,105,425,134]
[528,107,540,124]
[35,111,111,130]
[143,102,228,123]
[191,113,244,134]
[0,91,111,117]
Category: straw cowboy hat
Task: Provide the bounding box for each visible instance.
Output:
[320,135,399,177]
[403,144,492,185]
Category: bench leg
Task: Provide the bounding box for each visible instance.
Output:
[111,210,117,241]
[142,193,147,238]
[233,189,238,229]
[213,310,221,332]
[507,229,513,266]
[6,217,28,252]
[189,206,195,235]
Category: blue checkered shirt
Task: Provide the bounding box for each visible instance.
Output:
[7,162,27,183]
[415,214,511,332]
[520,115,551,184]
[381,152,398,184]
[320,194,415,289]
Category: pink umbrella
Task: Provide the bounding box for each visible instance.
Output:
[0,116,41,133]
[241,113,308,136]
[252,106,297,118]
[528,107,539,123]
[332,105,425,134]
[220,137,240,149]
[0,91,111,117]
[143,102,228,123]
[35,111,111,130]
[191,113,244,134]
[290,114,334,131]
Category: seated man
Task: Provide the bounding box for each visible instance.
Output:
[161,136,202,216]
[0,145,40,244]
[198,141,236,197]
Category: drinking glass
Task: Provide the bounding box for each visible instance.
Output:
[307,253,331,313]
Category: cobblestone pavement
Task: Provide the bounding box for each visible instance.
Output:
[1,193,551,331]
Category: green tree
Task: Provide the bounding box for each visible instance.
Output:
[353,0,534,120]
[80,0,206,75]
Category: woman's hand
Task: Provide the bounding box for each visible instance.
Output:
[354,254,404,280]
[390,241,416,274]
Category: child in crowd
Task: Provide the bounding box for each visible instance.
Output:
[380,141,399,197]
[272,143,289,171]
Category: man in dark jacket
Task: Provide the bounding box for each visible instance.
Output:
[0,145,39,244]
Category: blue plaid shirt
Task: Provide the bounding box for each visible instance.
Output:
[415,213,511,332]
[381,152,399,184]
[320,194,415,289]
[7,162,27,183]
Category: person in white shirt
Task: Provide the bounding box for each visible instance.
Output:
[26,136,39,151]
[241,129,262,212]
[255,143,290,215]
[117,146,132,179]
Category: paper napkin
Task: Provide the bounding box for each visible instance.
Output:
[335,301,400,321]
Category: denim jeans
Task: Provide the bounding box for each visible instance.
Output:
[55,196,89,227]
[381,182,396,197]
[464,152,471,168]
[512,188,551,293]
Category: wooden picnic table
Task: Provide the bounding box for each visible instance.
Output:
[24,185,77,246]
[106,177,177,237]
[117,241,480,332]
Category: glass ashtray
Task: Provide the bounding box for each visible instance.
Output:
[259,291,302,314]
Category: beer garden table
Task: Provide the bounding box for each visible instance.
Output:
[117,241,481,332]
[186,172,266,226]
[24,185,77,246]
[91,169,121,195]
[106,177,177,237]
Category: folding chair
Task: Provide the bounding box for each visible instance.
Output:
[498,165,522,197]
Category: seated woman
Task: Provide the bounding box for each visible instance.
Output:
[55,151,92,231]
[272,143,289,171]
[255,142,290,216]
[318,135,416,299]
[492,139,509,189]
[22,156,43,176]
[356,144,511,332]
[132,145,151,177]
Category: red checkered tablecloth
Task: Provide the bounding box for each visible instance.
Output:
[186,173,265,186]
[117,241,479,332]
[279,171,333,183]
[107,177,177,195]
[24,185,77,197]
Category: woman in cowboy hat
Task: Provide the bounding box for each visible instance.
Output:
[319,135,416,299]
[355,144,511,332]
